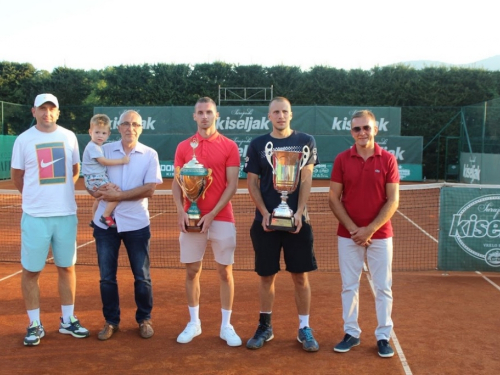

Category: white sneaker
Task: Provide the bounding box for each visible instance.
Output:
[177,321,202,344]
[220,325,242,347]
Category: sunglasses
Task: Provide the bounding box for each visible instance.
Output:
[351,125,372,133]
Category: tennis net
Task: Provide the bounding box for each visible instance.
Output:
[0,185,441,272]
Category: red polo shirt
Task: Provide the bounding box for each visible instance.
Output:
[331,143,400,239]
[174,132,240,223]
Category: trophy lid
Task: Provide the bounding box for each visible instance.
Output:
[178,137,209,175]
[180,159,209,176]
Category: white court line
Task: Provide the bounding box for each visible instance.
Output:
[0,241,96,282]
[475,271,500,292]
[0,269,22,282]
[150,212,165,219]
[396,210,438,243]
[363,262,413,375]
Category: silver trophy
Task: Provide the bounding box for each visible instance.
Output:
[175,138,213,232]
[265,141,310,231]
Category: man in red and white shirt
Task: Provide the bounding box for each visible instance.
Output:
[329,109,400,358]
[173,97,242,347]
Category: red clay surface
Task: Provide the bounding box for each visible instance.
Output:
[2,178,499,374]
[1,263,499,374]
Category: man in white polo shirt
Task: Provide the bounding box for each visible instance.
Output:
[89,109,162,340]
[11,93,90,346]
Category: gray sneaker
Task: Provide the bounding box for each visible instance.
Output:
[297,327,319,352]
[333,333,360,352]
[24,321,45,346]
[59,316,90,338]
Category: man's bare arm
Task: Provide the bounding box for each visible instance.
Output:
[198,166,239,233]
[365,182,399,234]
[247,172,271,230]
[11,168,25,193]
[293,164,314,233]
[172,176,189,232]
[328,181,358,233]
[349,183,399,245]
[72,163,80,185]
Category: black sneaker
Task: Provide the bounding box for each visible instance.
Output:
[246,324,274,349]
[24,320,45,346]
[297,327,319,352]
[333,333,360,352]
[377,339,394,358]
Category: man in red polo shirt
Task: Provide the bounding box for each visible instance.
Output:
[328,109,400,358]
[173,97,242,347]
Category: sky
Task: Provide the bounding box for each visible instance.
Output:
[2,0,499,72]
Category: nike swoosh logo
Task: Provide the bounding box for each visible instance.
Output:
[40,158,63,168]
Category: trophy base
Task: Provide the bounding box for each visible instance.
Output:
[267,216,296,232]
[186,218,202,232]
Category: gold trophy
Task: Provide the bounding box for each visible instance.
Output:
[175,138,213,232]
[265,141,310,231]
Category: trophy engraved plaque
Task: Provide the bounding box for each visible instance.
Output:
[175,138,213,232]
[265,141,310,231]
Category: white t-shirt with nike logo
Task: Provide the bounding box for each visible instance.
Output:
[11,125,80,217]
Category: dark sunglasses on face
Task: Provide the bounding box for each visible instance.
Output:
[351,125,372,133]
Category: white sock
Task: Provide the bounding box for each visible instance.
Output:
[61,305,74,323]
[189,305,200,324]
[27,308,40,325]
[221,308,232,328]
[299,314,310,329]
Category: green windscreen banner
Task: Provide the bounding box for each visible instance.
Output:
[76,134,423,181]
[93,105,402,136]
[460,152,500,184]
[315,135,422,164]
[438,187,500,272]
[158,161,334,180]
[312,106,401,135]
[0,135,16,179]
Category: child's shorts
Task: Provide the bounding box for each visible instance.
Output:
[84,173,110,191]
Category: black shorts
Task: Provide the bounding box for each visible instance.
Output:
[250,220,318,276]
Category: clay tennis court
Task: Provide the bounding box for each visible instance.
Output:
[1,178,499,374]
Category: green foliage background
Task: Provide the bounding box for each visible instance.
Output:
[1,61,499,179]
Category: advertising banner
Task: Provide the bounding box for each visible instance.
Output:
[0,135,16,179]
[314,135,422,165]
[313,106,401,135]
[460,152,500,184]
[93,105,401,136]
[158,161,334,180]
[438,187,500,272]
[77,133,423,181]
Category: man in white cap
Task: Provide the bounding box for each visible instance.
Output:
[11,93,90,346]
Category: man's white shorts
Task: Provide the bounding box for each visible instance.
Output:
[179,221,236,265]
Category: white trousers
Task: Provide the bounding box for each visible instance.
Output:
[338,236,393,341]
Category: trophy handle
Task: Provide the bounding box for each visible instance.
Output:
[265,141,274,169]
[201,169,213,200]
[174,166,182,186]
[300,145,310,170]
[174,166,188,200]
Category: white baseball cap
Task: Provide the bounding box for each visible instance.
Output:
[34,93,59,108]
